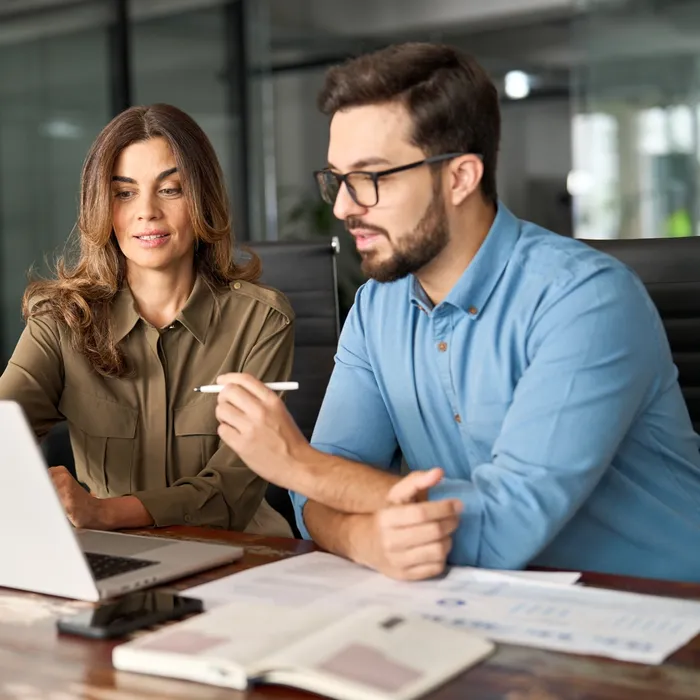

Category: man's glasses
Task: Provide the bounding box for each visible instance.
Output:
[314,152,469,208]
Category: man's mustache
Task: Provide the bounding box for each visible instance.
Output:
[345,218,388,236]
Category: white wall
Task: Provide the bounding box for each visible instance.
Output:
[498,98,572,230]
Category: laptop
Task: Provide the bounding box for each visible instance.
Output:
[0,401,243,601]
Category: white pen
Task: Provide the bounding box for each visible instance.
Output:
[194,381,299,393]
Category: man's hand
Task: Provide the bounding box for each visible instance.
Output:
[347,467,463,580]
[215,373,312,490]
[49,466,110,530]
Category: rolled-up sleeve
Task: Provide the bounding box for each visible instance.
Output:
[135,311,295,529]
[0,316,65,438]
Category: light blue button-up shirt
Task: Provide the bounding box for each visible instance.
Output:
[292,204,700,581]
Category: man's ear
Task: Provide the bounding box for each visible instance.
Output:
[447,154,483,206]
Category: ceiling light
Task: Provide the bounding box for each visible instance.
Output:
[504,71,530,100]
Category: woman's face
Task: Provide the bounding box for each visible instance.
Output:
[111,137,195,275]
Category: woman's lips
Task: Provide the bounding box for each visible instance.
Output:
[134,232,171,248]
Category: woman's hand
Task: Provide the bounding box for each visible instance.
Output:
[48,466,154,530]
[49,466,108,529]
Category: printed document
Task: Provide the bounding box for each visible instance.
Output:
[183,552,700,664]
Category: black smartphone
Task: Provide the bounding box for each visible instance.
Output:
[56,590,203,639]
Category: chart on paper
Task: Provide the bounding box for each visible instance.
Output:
[184,552,700,664]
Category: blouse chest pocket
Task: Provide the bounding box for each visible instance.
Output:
[58,387,137,497]
[174,401,220,475]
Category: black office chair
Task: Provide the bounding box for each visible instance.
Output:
[41,421,76,478]
[248,238,341,535]
[583,237,700,432]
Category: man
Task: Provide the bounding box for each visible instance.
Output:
[214,43,700,582]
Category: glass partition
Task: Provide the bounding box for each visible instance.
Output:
[0,1,112,363]
[571,0,700,239]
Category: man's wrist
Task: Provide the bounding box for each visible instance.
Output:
[343,512,374,567]
[303,501,371,566]
[285,443,325,494]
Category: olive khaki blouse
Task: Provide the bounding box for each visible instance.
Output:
[0,276,294,536]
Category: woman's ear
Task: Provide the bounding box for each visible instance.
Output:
[448,154,483,206]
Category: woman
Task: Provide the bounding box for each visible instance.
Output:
[0,104,293,537]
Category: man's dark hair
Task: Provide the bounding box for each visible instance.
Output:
[319,42,501,203]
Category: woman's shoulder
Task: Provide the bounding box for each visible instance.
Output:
[222,280,295,323]
[20,302,64,346]
[23,291,63,330]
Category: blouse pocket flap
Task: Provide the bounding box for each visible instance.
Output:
[58,387,137,439]
[174,401,219,436]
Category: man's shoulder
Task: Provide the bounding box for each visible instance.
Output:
[514,221,633,292]
[354,277,412,308]
[339,278,412,348]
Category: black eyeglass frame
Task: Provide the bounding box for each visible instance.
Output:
[313,152,475,208]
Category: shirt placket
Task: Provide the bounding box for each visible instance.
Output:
[432,306,462,427]
[144,325,168,488]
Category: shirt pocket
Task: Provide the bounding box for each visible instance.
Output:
[174,400,220,475]
[58,387,137,497]
[463,401,510,462]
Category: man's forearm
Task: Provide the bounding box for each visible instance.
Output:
[303,500,371,564]
[291,446,401,513]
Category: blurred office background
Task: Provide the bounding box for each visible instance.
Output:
[1,0,699,364]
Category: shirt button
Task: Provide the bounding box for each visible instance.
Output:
[233,281,241,290]
[468,306,478,316]
[455,414,462,423]
[437,341,448,352]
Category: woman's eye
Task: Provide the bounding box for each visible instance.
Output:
[114,191,134,200]
[160,187,182,196]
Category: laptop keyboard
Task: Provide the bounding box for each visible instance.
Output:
[85,551,157,581]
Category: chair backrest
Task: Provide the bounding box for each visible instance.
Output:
[41,421,75,478]
[247,238,341,535]
[247,237,341,440]
[583,237,700,431]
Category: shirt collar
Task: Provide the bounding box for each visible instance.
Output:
[112,286,141,344]
[409,202,521,318]
[177,275,216,345]
[112,274,216,345]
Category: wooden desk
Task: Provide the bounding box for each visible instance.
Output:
[1,527,699,699]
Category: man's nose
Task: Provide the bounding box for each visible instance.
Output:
[333,182,367,220]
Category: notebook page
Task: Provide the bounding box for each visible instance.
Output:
[113,601,337,688]
[260,606,494,700]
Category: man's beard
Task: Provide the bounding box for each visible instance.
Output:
[347,189,449,284]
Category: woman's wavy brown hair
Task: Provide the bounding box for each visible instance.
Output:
[23,103,260,378]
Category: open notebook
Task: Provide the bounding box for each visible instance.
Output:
[113,600,495,700]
